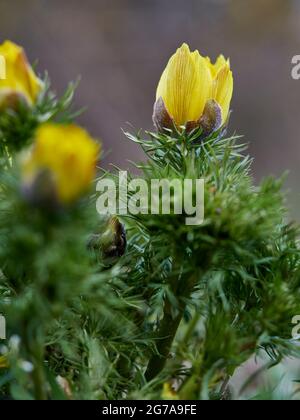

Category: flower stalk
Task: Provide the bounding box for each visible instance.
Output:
[145,273,197,382]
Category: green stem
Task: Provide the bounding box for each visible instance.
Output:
[181,311,201,349]
[145,274,196,382]
[24,323,47,400]
[145,301,184,381]
[31,353,46,400]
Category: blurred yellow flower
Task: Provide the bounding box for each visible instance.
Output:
[161,383,179,400]
[0,355,8,369]
[22,123,100,204]
[0,40,43,108]
[153,43,233,134]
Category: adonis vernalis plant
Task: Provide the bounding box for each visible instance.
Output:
[0,41,299,401]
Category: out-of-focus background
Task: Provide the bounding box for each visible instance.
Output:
[0,0,300,218]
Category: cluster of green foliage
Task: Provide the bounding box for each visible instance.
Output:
[0,81,299,400]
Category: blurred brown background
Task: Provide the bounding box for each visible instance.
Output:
[1,0,300,219]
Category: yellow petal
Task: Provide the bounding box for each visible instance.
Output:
[206,55,229,78]
[156,43,212,126]
[212,64,233,123]
[0,40,43,106]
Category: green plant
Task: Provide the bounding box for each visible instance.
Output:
[0,44,300,401]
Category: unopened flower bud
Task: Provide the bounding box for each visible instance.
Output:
[0,40,43,110]
[88,216,127,262]
[153,43,233,137]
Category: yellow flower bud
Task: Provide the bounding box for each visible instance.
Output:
[153,43,233,134]
[0,40,43,109]
[21,123,100,205]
